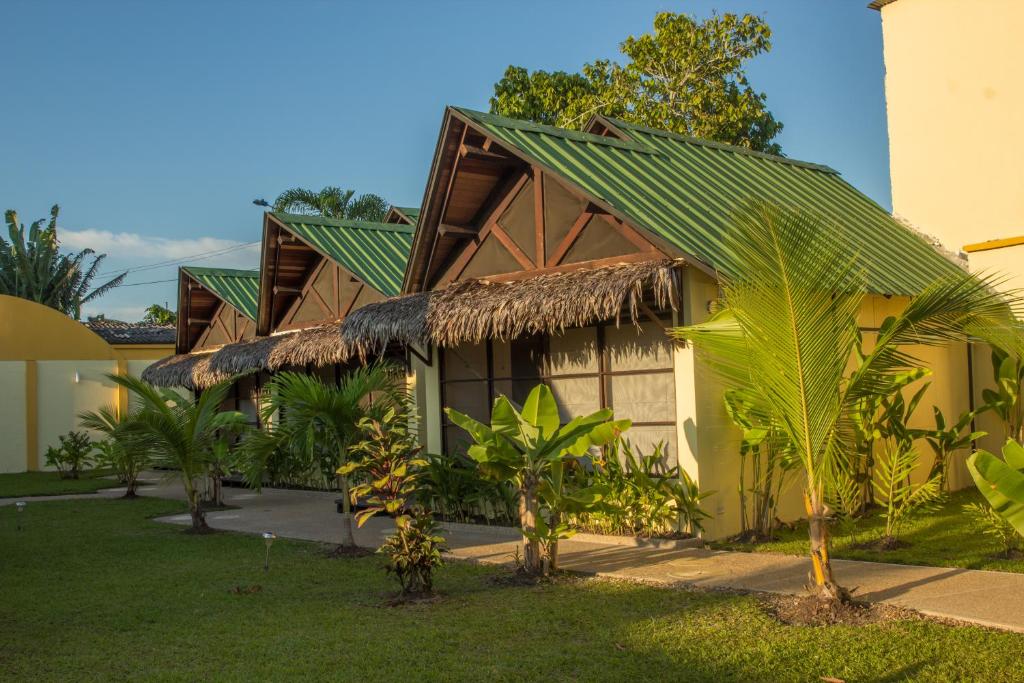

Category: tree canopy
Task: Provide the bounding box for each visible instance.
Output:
[490,11,783,154]
[1,204,126,319]
[272,186,389,222]
[142,303,176,326]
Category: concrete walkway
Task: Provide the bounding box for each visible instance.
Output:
[8,473,1024,633]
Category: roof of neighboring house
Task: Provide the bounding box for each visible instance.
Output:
[868,0,898,9]
[180,267,260,320]
[393,206,420,224]
[449,107,963,295]
[84,319,176,345]
[270,213,414,297]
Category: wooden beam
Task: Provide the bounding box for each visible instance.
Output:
[546,211,592,267]
[438,223,477,238]
[187,318,211,326]
[273,285,303,295]
[533,167,545,267]
[490,224,535,271]
[586,202,610,215]
[487,251,664,282]
[602,215,659,253]
[460,144,516,164]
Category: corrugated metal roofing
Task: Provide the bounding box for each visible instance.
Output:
[452,107,963,295]
[394,206,421,224]
[182,267,260,320]
[271,213,413,297]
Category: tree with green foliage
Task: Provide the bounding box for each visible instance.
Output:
[142,303,176,326]
[272,187,389,221]
[242,364,406,549]
[672,200,1015,602]
[447,384,629,575]
[110,374,249,531]
[1,205,126,318]
[490,11,782,153]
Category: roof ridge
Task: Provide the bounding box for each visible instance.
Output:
[451,107,657,154]
[181,266,260,278]
[272,212,416,235]
[600,116,839,174]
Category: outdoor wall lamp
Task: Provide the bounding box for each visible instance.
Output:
[15,501,26,531]
[262,531,276,572]
[73,371,80,384]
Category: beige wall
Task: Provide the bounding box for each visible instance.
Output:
[35,361,120,470]
[0,362,28,473]
[881,0,1024,253]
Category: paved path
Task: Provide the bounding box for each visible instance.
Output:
[8,473,1024,633]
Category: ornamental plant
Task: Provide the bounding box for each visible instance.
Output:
[447,383,629,575]
[341,408,446,596]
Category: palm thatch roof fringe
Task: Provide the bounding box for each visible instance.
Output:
[339,291,432,359]
[426,259,682,347]
[140,351,229,390]
[267,323,353,369]
[142,259,683,388]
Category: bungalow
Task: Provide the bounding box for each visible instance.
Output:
[144,108,971,538]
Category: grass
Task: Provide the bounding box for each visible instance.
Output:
[1,499,1022,681]
[0,469,122,498]
[716,488,1024,573]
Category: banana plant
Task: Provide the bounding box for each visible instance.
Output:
[446,384,630,574]
[967,439,1024,538]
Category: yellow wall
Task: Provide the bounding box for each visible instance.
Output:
[880,0,1024,254]
[0,296,174,472]
[677,274,975,539]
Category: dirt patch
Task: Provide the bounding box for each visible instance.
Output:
[323,544,374,559]
[182,525,218,535]
[852,536,911,552]
[992,548,1024,561]
[381,592,444,607]
[487,569,584,589]
[229,584,263,595]
[762,593,920,627]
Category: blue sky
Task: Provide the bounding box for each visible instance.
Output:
[1,0,891,320]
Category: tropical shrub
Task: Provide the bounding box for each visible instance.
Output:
[242,364,405,548]
[421,452,517,526]
[79,405,150,497]
[966,439,1024,540]
[44,430,94,479]
[568,439,712,538]
[964,502,1021,558]
[341,408,446,596]
[980,347,1024,444]
[673,200,1015,601]
[110,375,248,531]
[447,383,629,574]
[913,406,985,491]
[723,390,797,539]
[872,441,943,548]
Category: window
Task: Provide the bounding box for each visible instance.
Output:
[440,315,677,465]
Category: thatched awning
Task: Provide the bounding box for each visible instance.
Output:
[143,259,683,388]
[140,350,229,390]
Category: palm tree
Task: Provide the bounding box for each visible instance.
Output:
[1,205,126,318]
[78,404,149,498]
[272,187,389,221]
[243,364,406,548]
[108,374,249,531]
[672,200,1017,601]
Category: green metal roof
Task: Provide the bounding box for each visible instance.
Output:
[394,206,420,224]
[182,267,260,320]
[452,107,963,295]
[272,213,413,297]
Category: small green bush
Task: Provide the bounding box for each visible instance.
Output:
[44,431,94,479]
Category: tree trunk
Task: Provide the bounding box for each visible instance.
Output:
[519,478,542,574]
[189,492,208,532]
[804,491,849,602]
[339,475,356,547]
[548,510,561,572]
[123,476,138,499]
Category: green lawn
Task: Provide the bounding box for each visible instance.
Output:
[716,488,1024,573]
[1,499,1022,681]
[0,469,121,498]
